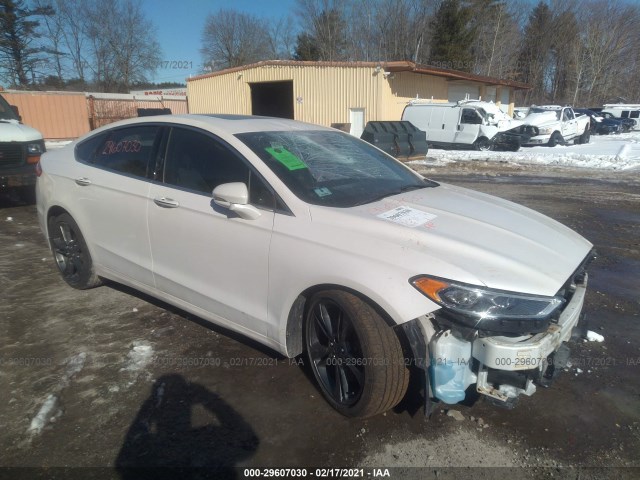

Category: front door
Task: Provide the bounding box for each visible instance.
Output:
[147,126,275,336]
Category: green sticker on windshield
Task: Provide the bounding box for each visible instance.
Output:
[265,147,307,171]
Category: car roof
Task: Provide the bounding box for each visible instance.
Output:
[88,114,333,136]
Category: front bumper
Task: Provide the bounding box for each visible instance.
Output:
[0,164,37,189]
[473,279,586,372]
[405,271,589,411]
[523,134,552,145]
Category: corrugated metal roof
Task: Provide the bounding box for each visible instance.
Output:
[188,60,531,90]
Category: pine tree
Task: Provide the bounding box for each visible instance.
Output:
[429,0,476,72]
[517,1,554,104]
[0,0,54,87]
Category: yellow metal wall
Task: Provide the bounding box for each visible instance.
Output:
[188,64,386,126]
[187,64,510,126]
[379,71,449,121]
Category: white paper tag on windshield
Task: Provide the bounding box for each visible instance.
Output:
[377,206,437,227]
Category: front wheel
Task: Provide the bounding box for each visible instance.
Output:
[48,213,102,289]
[304,290,409,418]
[548,132,563,147]
[473,137,492,151]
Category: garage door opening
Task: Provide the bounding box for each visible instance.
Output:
[250,81,294,119]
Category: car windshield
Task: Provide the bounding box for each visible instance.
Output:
[0,95,19,121]
[528,108,561,120]
[236,130,437,208]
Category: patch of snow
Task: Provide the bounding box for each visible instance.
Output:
[61,352,86,385]
[45,140,73,150]
[410,131,640,171]
[121,341,153,372]
[6,216,13,221]
[586,330,605,342]
[28,394,58,435]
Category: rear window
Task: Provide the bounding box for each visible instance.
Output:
[90,126,160,178]
[75,133,108,163]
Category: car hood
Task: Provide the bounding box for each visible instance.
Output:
[522,112,560,127]
[309,183,593,297]
[0,120,43,142]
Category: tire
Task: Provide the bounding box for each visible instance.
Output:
[48,213,102,289]
[304,290,409,418]
[579,128,591,144]
[548,132,563,147]
[473,137,492,151]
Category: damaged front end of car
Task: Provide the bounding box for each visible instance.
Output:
[490,125,538,151]
[400,250,596,413]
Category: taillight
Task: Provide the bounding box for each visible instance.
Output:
[35,161,42,177]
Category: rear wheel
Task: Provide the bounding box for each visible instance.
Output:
[48,213,102,289]
[579,128,591,144]
[304,290,409,418]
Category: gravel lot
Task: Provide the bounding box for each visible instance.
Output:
[1,162,639,479]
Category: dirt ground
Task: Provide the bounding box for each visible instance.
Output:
[1,161,639,479]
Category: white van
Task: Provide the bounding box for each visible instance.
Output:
[0,93,45,197]
[601,104,640,130]
[401,100,526,151]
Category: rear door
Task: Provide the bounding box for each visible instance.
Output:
[72,125,161,286]
[147,126,275,336]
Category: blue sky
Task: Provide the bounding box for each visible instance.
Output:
[142,0,297,84]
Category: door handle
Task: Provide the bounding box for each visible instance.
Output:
[153,197,179,208]
[75,177,91,186]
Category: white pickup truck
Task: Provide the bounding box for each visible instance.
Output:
[521,106,591,147]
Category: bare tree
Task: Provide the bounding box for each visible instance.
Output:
[295,0,348,61]
[266,16,296,60]
[371,0,434,64]
[81,0,160,92]
[201,9,271,71]
[469,0,521,79]
[55,0,89,82]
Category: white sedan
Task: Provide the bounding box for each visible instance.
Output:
[36,114,594,417]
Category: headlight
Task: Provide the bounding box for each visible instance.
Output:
[411,276,564,322]
[26,141,45,164]
[537,127,553,135]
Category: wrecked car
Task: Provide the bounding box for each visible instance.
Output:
[36,114,594,418]
[402,99,531,151]
[521,105,591,146]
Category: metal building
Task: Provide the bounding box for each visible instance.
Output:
[187,60,530,136]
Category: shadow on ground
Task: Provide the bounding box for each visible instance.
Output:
[116,374,259,479]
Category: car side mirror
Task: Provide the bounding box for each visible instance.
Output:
[212,182,261,220]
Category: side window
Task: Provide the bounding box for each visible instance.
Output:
[75,132,108,163]
[93,126,159,178]
[249,170,275,210]
[164,127,275,209]
[460,108,481,125]
[621,111,629,118]
[630,111,639,119]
